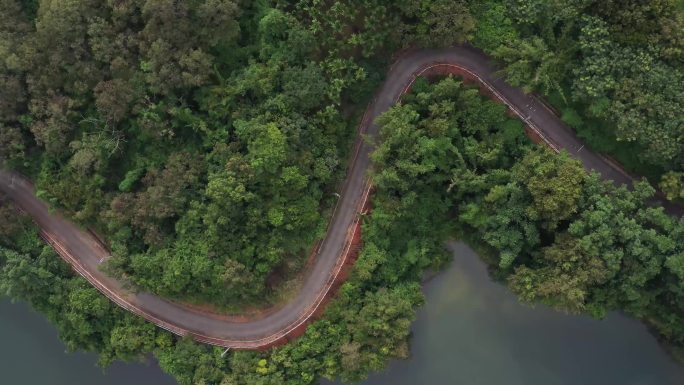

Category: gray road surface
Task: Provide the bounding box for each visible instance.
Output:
[1,46,680,348]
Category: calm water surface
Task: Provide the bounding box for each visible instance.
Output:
[0,298,176,385]
[327,242,684,385]
[2,241,683,385]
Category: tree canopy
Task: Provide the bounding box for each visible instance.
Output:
[1,1,684,384]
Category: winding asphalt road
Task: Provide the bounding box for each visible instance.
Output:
[1,46,680,349]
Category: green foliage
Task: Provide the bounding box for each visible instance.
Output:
[512,150,585,228]
[493,36,569,95]
[471,1,519,50]
[474,0,684,174]
[2,1,684,384]
[509,234,609,314]
[398,0,475,47]
[10,0,678,314]
[2,0,402,307]
[560,108,583,129]
[660,171,684,201]
[118,167,145,192]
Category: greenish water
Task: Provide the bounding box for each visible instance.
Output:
[2,241,683,385]
[329,242,684,385]
[0,298,175,385]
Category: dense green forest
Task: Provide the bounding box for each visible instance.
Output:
[0,0,483,308]
[1,0,684,384]
[1,0,683,307]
